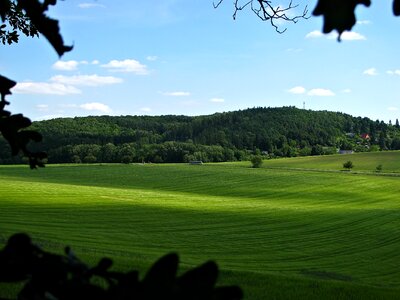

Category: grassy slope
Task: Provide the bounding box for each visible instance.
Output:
[1,152,400,299]
[263,151,400,172]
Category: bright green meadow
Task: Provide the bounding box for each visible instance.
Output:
[1,152,400,299]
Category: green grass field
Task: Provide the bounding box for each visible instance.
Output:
[1,152,400,299]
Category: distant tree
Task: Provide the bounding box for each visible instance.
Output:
[378,131,387,150]
[369,144,380,152]
[83,154,97,164]
[396,119,400,129]
[299,147,312,156]
[71,154,81,164]
[118,144,136,162]
[100,143,117,163]
[121,155,132,164]
[311,145,324,156]
[343,160,354,170]
[251,155,263,168]
[391,137,400,150]
[340,139,354,151]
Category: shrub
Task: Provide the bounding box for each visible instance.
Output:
[343,160,354,170]
[251,155,263,168]
[376,164,383,172]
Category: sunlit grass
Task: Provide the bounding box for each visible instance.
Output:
[1,153,400,299]
[263,151,400,172]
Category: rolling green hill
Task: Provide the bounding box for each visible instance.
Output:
[1,152,400,299]
[263,151,400,173]
[2,107,400,165]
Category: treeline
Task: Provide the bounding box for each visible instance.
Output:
[1,107,400,164]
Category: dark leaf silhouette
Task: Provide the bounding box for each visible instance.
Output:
[142,252,179,296]
[17,0,72,56]
[0,233,243,300]
[177,260,219,299]
[0,74,15,103]
[312,0,371,41]
[0,0,12,21]
[394,0,400,16]
[0,74,47,168]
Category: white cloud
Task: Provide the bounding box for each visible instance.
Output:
[340,31,366,41]
[305,30,365,41]
[91,60,100,65]
[78,3,106,9]
[363,68,378,76]
[342,88,352,93]
[146,56,158,61]
[80,102,111,113]
[162,91,191,96]
[101,59,149,74]
[50,74,123,86]
[52,60,80,71]
[210,98,225,103]
[307,88,335,97]
[305,30,324,39]
[388,107,399,111]
[288,86,306,94]
[13,82,81,95]
[140,107,152,112]
[387,70,400,75]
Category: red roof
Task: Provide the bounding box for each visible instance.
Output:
[361,133,370,139]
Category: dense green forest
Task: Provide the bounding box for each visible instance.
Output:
[1,107,400,164]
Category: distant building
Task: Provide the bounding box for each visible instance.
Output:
[339,150,354,155]
[360,133,370,140]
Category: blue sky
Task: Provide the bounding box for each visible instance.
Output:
[1,0,400,123]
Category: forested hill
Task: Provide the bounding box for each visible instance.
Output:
[2,107,400,164]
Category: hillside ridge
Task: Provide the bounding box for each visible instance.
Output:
[1,106,400,164]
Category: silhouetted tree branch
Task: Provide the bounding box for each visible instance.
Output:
[0,1,38,45]
[215,0,400,39]
[214,0,309,33]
